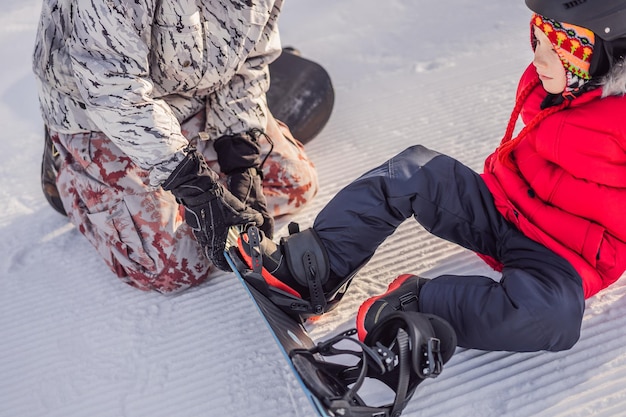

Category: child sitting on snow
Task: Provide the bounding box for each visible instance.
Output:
[233,0,626,352]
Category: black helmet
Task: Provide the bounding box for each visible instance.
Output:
[525,0,626,41]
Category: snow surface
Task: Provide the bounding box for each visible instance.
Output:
[2,0,626,416]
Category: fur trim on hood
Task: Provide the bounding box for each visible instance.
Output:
[601,57,626,97]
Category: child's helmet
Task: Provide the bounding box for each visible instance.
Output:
[525,0,626,41]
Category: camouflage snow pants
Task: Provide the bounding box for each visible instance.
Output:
[50,112,318,293]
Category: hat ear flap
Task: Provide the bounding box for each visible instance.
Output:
[588,36,613,77]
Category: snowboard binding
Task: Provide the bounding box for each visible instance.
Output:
[290,311,457,417]
[225,225,358,320]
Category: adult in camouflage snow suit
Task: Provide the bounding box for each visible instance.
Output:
[33,0,318,293]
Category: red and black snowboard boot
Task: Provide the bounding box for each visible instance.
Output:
[356,274,430,341]
[230,224,357,319]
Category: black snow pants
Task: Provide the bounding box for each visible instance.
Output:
[313,145,585,352]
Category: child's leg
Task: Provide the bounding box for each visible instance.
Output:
[52,129,213,293]
[313,144,584,351]
[314,145,509,276]
[419,238,584,351]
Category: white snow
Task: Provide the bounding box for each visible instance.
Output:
[2,1,626,416]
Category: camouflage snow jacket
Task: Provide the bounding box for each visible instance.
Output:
[33,0,283,185]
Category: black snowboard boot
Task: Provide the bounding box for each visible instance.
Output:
[41,128,67,216]
[234,224,355,318]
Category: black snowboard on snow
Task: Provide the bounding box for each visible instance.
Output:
[267,49,334,144]
[223,50,334,412]
[223,52,455,417]
[224,230,331,417]
[224,223,458,417]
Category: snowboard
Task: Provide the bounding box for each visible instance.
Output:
[267,48,335,144]
[223,227,449,417]
[223,228,332,417]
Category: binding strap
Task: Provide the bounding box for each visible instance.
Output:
[280,225,330,314]
[237,227,302,297]
[291,312,457,417]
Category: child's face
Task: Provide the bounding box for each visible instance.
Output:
[532,26,567,94]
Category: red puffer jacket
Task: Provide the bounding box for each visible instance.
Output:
[482,64,626,298]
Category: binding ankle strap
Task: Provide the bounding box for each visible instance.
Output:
[281,224,330,314]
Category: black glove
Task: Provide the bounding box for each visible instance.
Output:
[162,147,263,270]
[214,130,274,238]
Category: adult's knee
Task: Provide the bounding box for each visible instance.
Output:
[115,253,213,294]
[109,226,214,294]
[265,160,318,217]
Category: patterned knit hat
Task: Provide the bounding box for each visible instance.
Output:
[531,13,595,95]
